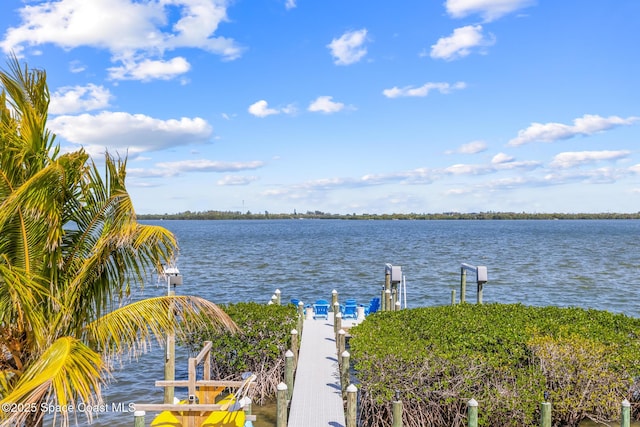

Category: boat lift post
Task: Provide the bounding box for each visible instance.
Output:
[460,263,488,304]
[160,265,183,404]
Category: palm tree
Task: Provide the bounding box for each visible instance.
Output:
[0,56,238,426]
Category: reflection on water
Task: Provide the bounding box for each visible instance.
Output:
[252,401,276,427]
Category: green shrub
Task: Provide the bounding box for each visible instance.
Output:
[183,302,298,404]
[349,304,640,427]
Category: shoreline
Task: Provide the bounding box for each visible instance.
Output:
[137,211,640,221]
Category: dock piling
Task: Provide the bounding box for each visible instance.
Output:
[334,303,341,333]
[133,410,145,427]
[621,399,630,427]
[285,350,295,400]
[346,384,358,427]
[467,399,478,427]
[540,401,551,427]
[340,350,350,396]
[290,329,299,366]
[297,301,304,333]
[337,329,346,356]
[276,382,288,427]
[392,394,403,427]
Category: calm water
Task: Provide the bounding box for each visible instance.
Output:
[68,219,640,426]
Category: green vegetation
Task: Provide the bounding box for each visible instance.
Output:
[184,302,298,405]
[138,210,640,221]
[0,57,237,426]
[349,304,640,427]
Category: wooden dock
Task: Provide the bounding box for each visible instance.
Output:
[287,316,349,427]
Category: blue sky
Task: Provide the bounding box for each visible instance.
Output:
[1,0,639,215]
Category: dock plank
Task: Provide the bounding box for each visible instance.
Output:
[287,316,345,427]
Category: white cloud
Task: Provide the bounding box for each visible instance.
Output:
[630,164,640,174]
[456,140,487,154]
[1,0,242,81]
[431,25,495,61]
[308,96,345,114]
[152,159,263,177]
[445,0,536,22]
[327,29,368,65]
[445,140,487,155]
[217,175,259,185]
[508,114,639,146]
[444,163,493,175]
[48,111,212,156]
[491,152,514,164]
[550,150,631,169]
[248,100,280,118]
[285,0,297,10]
[108,57,191,81]
[247,100,296,118]
[50,84,112,114]
[69,60,86,73]
[383,81,466,98]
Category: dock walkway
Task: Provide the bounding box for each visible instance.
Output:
[287,316,345,427]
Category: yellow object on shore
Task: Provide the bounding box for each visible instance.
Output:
[150,389,247,427]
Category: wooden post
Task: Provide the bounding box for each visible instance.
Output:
[276,383,288,427]
[297,301,304,334]
[391,286,397,311]
[467,399,478,427]
[291,329,299,366]
[335,312,342,336]
[392,397,403,427]
[334,302,341,333]
[540,402,551,427]
[384,268,391,311]
[164,288,176,404]
[380,288,386,311]
[275,289,281,305]
[621,399,630,427]
[337,329,346,357]
[477,282,483,304]
[460,268,467,303]
[340,351,350,396]
[395,300,401,311]
[285,350,294,400]
[332,289,338,311]
[451,289,456,305]
[133,410,145,427]
[346,384,358,427]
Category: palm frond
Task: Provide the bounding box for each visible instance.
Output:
[83,296,238,360]
[0,337,104,427]
[0,259,52,352]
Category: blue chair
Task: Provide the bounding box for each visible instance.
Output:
[290,298,300,307]
[365,297,380,315]
[342,302,358,319]
[313,299,330,319]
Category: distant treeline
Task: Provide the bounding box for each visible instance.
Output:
[137,210,640,221]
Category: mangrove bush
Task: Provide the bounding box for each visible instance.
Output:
[184,302,298,404]
[349,304,640,427]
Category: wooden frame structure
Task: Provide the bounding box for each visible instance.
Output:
[133,341,256,427]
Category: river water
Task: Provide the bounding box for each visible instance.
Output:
[63,219,640,426]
